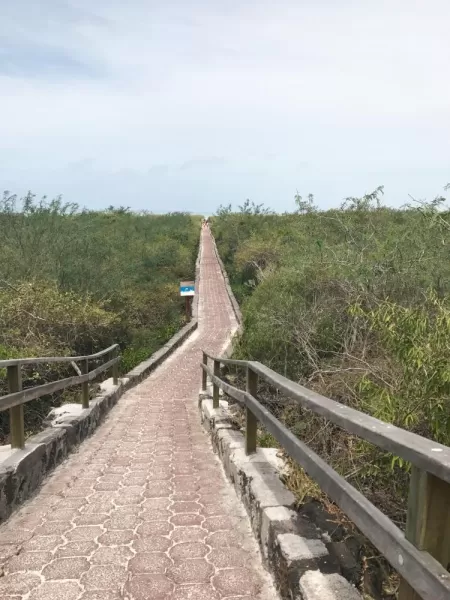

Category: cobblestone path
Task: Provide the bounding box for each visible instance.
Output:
[0,229,278,600]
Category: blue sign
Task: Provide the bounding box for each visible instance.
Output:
[180,281,195,297]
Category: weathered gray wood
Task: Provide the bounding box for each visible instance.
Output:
[215,358,248,366]
[1,375,86,411]
[246,367,258,455]
[202,353,208,391]
[205,367,450,599]
[202,352,247,367]
[203,357,450,484]
[71,361,82,376]
[0,356,120,411]
[0,344,119,368]
[399,467,450,600]
[213,360,220,409]
[7,365,24,449]
[111,348,119,385]
[81,359,89,409]
[87,357,120,382]
[246,361,450,485]
[201,364,246,406]
[246,392,450,599]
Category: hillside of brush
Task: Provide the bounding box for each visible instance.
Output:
[213,189,450,532]
[0,191,200,442]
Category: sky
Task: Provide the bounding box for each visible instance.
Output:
[1,0,450,214]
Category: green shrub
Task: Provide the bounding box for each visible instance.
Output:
[212,190,450,525]
[0,192,200,442]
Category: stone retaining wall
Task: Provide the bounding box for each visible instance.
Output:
[210,233,243,329]
[199,391,362,600]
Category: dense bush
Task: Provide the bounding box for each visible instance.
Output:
[0,192,199,441]
[212,189,450,525]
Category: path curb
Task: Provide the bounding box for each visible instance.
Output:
[199,393,362,600]
[210,233,242,359]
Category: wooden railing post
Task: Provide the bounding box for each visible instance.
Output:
[246,366,258,455]
[81,359,89,409]
[213,359,220,409]
[202,352,208,391]
[399,466,450,600]
[111,347,119,385]
[7,365,24,449]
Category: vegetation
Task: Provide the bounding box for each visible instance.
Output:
[0,191,199,442]
[213,188,450,595]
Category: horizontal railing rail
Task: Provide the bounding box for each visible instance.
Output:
[0,344,119,368]
[201,351,450,600]
[1,344,121,450]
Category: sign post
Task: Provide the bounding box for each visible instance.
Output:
[180,281,195,319]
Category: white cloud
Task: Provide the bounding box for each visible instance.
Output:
[1,0,449,212]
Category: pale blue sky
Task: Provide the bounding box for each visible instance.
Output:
[1,1,449,213]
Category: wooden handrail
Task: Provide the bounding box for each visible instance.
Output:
[202,355,450,483]
[0,343,119,368]
[201,354,450,600]
[0,345,121,450]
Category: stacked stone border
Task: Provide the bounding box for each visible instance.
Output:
[0,238,203,524]
[204,236,362,599]
[210,233,243,331]
[199,393,362,600]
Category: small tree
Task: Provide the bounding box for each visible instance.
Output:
[294,192,317,214]
[341,185,385,211]
[238,199,272,215]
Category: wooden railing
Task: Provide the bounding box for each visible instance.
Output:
[0,344,121,450]
[201,352,450,600]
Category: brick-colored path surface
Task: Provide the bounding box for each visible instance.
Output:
[0,230,278,600]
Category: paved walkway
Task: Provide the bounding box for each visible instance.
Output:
[0,230,278,600]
